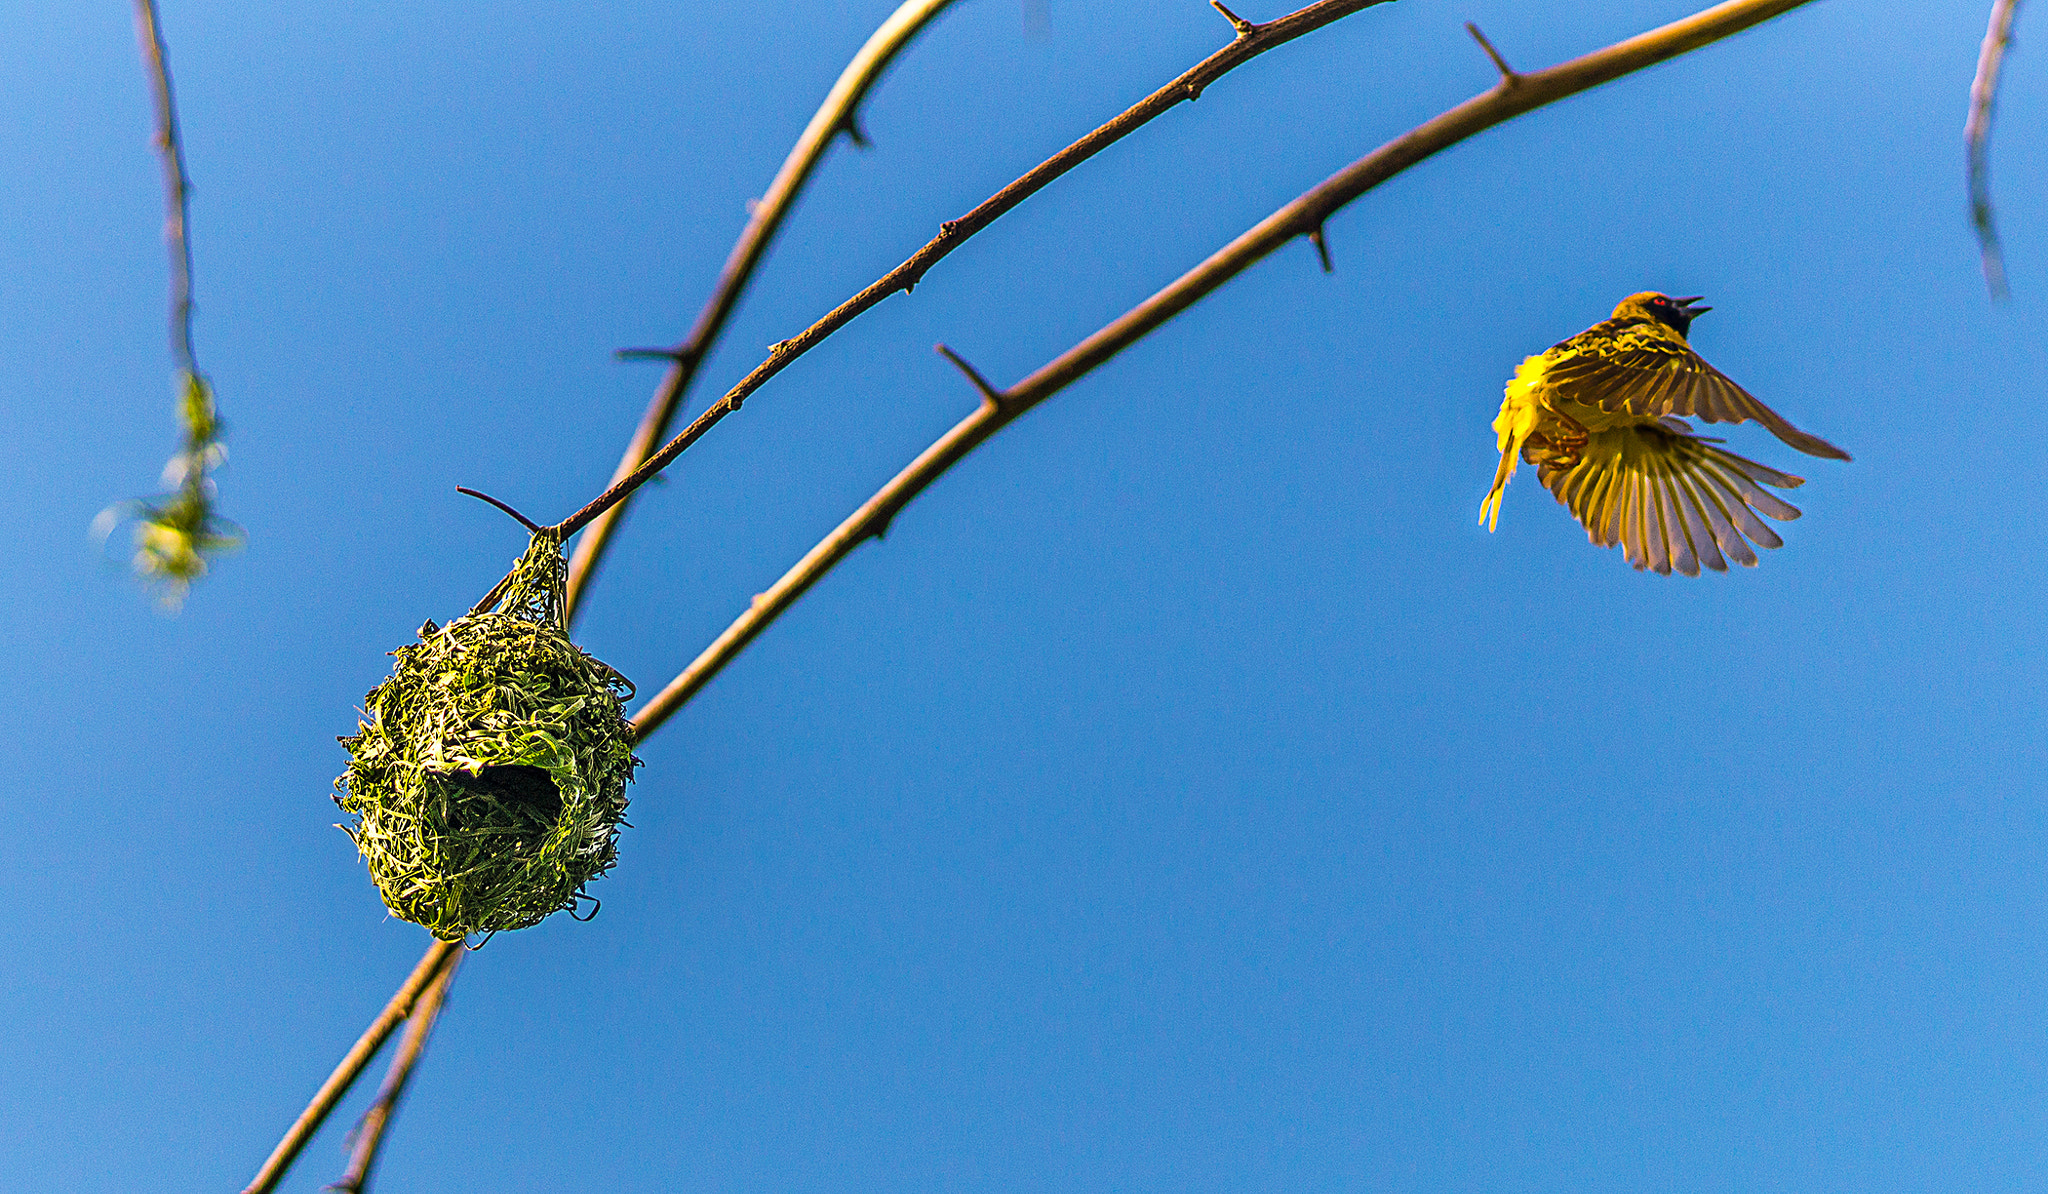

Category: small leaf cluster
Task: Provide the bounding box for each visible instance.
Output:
[99,370,241,607]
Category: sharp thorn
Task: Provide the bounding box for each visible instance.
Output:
[1465,22,1519,83]
[1210,0,1256,35]
[934,343,1005,409]
[1308,226,1333,274]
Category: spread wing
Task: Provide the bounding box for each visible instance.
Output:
[1543,318,1851,461]
[1538,420,1806,576]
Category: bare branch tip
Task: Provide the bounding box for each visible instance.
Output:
[1465,22,1519,83]
[1977,219,2011,300]
[1984,262,2011,302]
[1967,0,2020,301]
[934,343,1005,407]
[1211,0,1257,36]
[455,487,544,535]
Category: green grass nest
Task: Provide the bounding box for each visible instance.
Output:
[334,531,638,939]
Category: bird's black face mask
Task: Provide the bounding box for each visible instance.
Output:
[1648,294,1711,336]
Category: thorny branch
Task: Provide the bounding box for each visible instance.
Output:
[272,3,1389,1182]
[626,0,1824,739]
[564,0,966,622]
[1967,0,2022,299]
[266,0,1827,1187]
[545,0,1400,547]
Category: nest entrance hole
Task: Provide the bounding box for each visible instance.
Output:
[440,764,563,825]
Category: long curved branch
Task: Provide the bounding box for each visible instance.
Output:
[565,0,965,622]
[628,0,1822,738]
[547,0,1400,545]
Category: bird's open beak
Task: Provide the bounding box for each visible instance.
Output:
[1673,295,1712,316]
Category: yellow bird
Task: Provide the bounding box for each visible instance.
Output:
[1480,292,1850,575]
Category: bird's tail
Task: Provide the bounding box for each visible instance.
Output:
[1479,440,1518,532]
[1480,366,1545,532]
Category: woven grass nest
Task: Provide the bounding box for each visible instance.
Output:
[335,530,638,939]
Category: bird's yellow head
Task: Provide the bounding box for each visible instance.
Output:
[1613,291,1711,337]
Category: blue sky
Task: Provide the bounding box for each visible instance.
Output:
[3,0,2046,1190]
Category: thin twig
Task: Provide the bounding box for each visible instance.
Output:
[325,953,463,1194]
[1968,0,2022,300]
[131,0,196,374]
[563,0,965,623]
[627,0,1822,738]
[547,0,1400,549]
[455,487,544,534]
[240,940,461,1194]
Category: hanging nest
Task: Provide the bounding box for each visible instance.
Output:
[335,529,638,939]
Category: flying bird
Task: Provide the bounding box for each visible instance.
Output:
[1479,292,1850,576]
